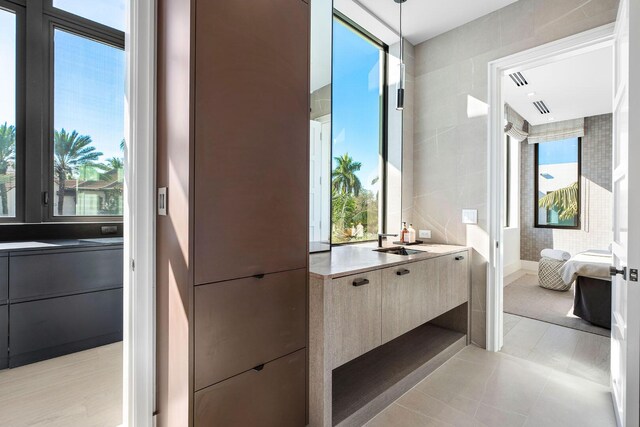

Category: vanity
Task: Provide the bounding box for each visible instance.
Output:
[309,243,471,427]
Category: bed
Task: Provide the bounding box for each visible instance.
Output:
[560,250,612,329]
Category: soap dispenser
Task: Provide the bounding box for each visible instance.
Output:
[408,224,416,243]
[401,222,409,244]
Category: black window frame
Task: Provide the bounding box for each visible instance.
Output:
[0,0,125,226]
[330,12,389,246]
[534,137,582,230]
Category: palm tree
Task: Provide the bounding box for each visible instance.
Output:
[539,181,579,221]
[332,153,362,196]
[54,129,102,215]
[104,157,124,172]
[0,123,16,216]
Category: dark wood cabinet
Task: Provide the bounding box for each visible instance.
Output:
[0,304,7,370]
[193,0,309,285]
[9,247,123,301]
[194,269,306,390]
[9,289,123,367]
[0,254,7,305]
[156,0,309,424]
[0,241,123,369]
[194,349,306,427]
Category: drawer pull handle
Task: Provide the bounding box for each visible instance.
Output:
[455,256,465,261]
[352,278,370,287]
[253,273,265,279]
[252,364,265,371]
[397,269,411,276]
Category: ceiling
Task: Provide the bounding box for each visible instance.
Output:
[335,0,518,45]
[503,47,613,126]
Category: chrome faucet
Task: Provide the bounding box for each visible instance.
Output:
[378,233,398,248]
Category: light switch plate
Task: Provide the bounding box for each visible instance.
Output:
[462,209,478,224]
[158,187,167,216]
[419,230,431,239]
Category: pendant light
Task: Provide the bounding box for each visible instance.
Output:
[395,0,407,110]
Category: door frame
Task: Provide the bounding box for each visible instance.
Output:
[485,24,615,352]
[123,0,156,425]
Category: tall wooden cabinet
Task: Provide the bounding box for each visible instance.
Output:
[156,1,310,426]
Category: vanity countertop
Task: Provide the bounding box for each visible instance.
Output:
[310,242,470,279]
[0,237,124,254]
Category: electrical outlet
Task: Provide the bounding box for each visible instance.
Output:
[462,209,478,224]
[419,230,431,239]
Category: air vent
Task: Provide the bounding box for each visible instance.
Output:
[508,72,528,87]
[533,100,551,114]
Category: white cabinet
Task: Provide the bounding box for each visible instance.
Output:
[381,260,436,343]
[328,270,382,369]
[436,251,469,317]
[381,251,469,343]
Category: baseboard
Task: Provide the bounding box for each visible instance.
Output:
[520,260,539,272]
[503,261,522,278]
[504,269,527,286]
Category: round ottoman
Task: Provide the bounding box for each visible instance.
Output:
[538,257,571,291]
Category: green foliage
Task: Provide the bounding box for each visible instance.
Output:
[538,181,579,221]
[331,153,379,242]
[0,123,16,215]
[332,153,362,196]
[54,129,103,215]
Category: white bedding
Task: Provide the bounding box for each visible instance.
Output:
[560,250,612,285]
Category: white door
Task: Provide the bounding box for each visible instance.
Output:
[610,1,639,425]
[310,120,323,241]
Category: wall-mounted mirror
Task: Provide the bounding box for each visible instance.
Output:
[309,0,333,253]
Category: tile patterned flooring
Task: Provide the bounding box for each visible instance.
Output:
[0,317,613,427]
[366,315,614,427]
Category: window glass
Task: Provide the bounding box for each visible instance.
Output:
[53,29,125,217]
[0,9,17,218]
[53,0,126,31]
[331,18,384,244]
[536,138,580,227]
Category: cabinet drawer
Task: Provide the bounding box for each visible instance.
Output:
[194,349,306,427]
[0,255,7,305]
[329,270,382,368]
[382,260,437,343]
[436,251,469,315]
[9,289,123,367]
[9,248,123,301]
[0,304,6,369]
[195,269,306,390]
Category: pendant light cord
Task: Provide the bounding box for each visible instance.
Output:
[399,1,403,63]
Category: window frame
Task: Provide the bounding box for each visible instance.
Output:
[330,12,389,246]
[43,18,124,222]
[0,0,125,224]
[534,137,582,230]
[0,1,25,223]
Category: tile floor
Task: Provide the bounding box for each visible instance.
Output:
[365,315,615,427]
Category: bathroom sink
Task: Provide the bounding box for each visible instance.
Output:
[373,246,422,256]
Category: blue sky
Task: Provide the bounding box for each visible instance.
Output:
[54,29,125,161]
[0,4,124,166]
[332,19,383,191]
[538,138,579,165]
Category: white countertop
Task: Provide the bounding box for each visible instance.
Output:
[309,242,470,279]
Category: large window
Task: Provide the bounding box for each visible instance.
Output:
[52,29,125,217]
[331,16,386,244]
[0,0,125,223]
[535,138,581,228]
[0,7,17,218]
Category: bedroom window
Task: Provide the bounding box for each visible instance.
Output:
[534,137,581,229]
